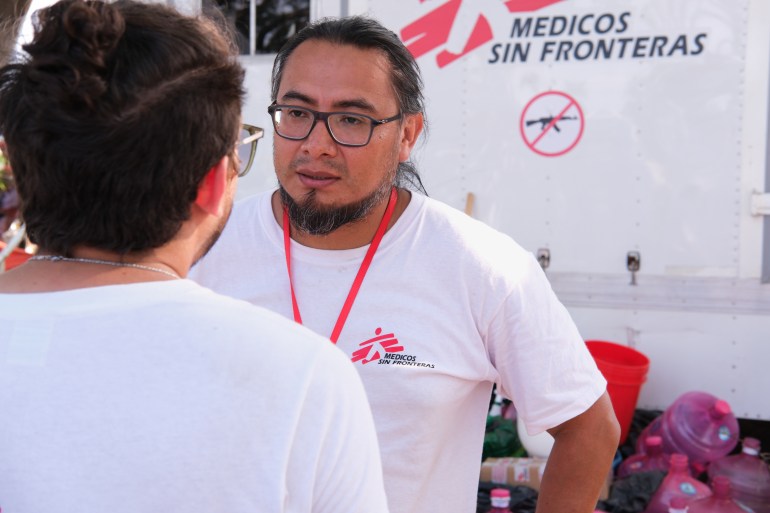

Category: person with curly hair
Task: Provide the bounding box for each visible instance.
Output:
[0,2,388,512]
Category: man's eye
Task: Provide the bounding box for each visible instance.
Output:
[287,109,309,119]
[339,115,364,126]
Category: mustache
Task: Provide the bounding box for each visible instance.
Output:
[289,155,347,175]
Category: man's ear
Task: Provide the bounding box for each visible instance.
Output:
[194,156,229,216]
[398,112,424,162]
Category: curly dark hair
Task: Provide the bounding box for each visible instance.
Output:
[0,0,245,256]
[271,15,427,194]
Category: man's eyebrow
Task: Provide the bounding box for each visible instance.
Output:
[279,91,378,114]
[333,98,377,113]
[280,90,314,104]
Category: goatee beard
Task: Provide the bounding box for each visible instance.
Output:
[280,181,393,236]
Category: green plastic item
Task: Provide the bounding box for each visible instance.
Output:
[483,416,526,460]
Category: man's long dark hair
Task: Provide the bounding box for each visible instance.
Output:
[0,0,245,256]
[271,15,427,194]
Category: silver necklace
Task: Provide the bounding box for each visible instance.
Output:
[30,255,181,280]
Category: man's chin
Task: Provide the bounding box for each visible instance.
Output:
[279,184,391,236]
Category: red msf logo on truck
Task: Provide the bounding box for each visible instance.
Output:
[401,0,564,67]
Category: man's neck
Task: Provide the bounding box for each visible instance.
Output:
[0,246,184,293]
[272,189,411,250]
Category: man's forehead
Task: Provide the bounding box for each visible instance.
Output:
[282,40,391,76]
[278,40,396,110]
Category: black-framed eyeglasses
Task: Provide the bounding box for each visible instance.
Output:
[236,124,264,177]
[267,104,402,147]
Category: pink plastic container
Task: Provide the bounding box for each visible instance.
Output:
[489,488,512,512]
[618,436,671,479]
[644,454,712,513]
[688,476,747,513]
[668,497,689,513]
[637,392,739,476]
[708,437,770,513]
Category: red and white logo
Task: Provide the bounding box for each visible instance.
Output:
[401,0,564,67]
[351,327,404,364]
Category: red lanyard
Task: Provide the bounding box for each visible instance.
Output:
[283,187,398,343]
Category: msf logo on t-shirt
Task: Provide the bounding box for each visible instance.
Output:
[351,328,437,369]
[351,328,404,364]
[401,0,564,67]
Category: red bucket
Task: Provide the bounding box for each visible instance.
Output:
[585,340,649,445]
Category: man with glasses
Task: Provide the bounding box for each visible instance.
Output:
[192,15,619,513]
[0,2,388,512]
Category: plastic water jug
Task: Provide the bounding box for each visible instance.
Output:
[644,454,712,513]
[687,476,748,513]
[668,497,687,513]
[637,392,739,476]
[489,488,512,513]
[708,437,770,513]
[618,435,671,479]
[668,496,689,513]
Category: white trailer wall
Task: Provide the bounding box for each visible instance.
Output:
[236,0,770,419]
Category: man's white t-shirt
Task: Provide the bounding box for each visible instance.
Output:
[191,190,607,513]
[0,280,388,513]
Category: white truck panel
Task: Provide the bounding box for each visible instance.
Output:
[235,0,770,419]
[569,306,770,420]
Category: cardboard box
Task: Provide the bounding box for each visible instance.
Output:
[480,457,547,491]
[480,457,612,500]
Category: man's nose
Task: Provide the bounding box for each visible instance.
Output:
[300,118,338,157]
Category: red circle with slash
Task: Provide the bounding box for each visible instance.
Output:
[520,91,585,157]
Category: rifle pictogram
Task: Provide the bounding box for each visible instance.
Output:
[525,114,577,132]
